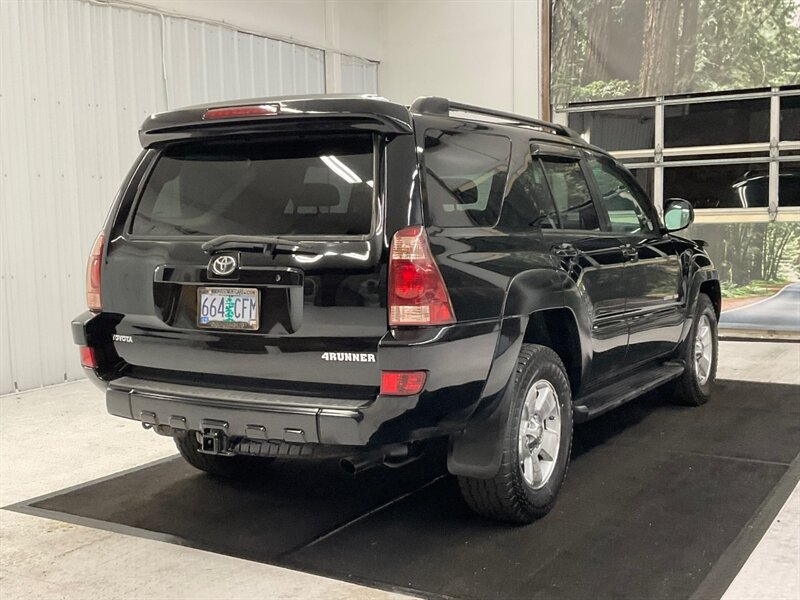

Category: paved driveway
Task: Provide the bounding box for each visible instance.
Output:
[721,284,800,333]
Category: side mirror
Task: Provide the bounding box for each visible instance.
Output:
[663,198,694,232]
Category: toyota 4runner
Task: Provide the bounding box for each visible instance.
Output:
[73,95,720,523]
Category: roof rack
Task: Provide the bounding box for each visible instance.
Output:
[409,96,583,141]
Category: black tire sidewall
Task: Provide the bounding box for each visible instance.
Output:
[507,349,573,511]
[683,295,719,402]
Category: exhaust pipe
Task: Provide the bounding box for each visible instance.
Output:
[339,452,384,475]
[339,443,423,475]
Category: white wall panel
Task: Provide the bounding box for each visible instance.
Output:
[340,55,379,95]
[0,0,337,393]
[163,19,325,107]
[379,0,542,116]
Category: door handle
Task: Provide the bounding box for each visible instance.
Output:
[622,245,639,261]
[551,243,579,258]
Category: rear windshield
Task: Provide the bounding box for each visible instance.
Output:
[131,134,375,237]
[422,129,511,227]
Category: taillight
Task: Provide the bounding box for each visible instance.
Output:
[380,370,427,396]
[79,346,97,369]
[86,232,104,311]
[202,104,280,119]
[388,226,455,326]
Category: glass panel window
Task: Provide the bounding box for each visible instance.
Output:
[422,129,511,227]
[664,163,770,209]
[568,107,655,152]
[780,95,800,142]
[686,221,800,336]
[779,163,800,206]
[540,159,600,231]
[664,98,770,147]
[498,156,559,230]
[663,152,770,162]
[587,157,656,234]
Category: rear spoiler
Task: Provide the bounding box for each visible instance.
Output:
[139,95,413,148]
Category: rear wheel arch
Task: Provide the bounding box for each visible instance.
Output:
[523,308,583,397]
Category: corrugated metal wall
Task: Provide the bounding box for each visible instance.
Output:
[340,54,379,94]
[0,0,378,394]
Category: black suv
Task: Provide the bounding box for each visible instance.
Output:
[73,95,720,523]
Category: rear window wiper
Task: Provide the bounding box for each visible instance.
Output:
[201,235,318,255]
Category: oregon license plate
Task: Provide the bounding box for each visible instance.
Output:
[197,287,259,330]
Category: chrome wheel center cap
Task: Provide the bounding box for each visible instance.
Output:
[526,415,543,449]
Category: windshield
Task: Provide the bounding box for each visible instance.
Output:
[131,134,375,237]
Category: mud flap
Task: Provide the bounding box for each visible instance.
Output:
[447,317,525,479]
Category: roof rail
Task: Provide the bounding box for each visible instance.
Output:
[409,96,583,141]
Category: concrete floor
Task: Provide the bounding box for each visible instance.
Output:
[1,342,798,600]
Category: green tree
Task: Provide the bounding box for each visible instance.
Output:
[551,0,800,104]
[693,0,800,91]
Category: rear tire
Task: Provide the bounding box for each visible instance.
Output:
[174,431,273,479]
[672,293,718,407]
[457,344,573,524]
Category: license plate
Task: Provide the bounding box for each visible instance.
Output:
[197,287,259,330]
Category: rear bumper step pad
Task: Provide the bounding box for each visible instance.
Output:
[106,376,375,446]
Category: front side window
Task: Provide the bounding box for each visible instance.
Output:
[131,134,375,237]
[540,158,600,231]
[422,129,511,227]
[587,156,656,234]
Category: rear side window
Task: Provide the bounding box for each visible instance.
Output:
[422,129,511,227]
[131,134,375,237]
[540,159,600,231]
[498,155,559,230]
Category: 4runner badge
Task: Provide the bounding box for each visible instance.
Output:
[321,352,376,363]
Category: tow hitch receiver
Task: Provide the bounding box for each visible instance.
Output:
[197,424,234,456]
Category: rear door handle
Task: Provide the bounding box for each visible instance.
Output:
[551,243,579,259]
[622,245,639,261]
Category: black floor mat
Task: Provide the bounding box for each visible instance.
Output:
[10,380,800,600]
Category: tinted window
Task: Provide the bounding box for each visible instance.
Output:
[587,157,655,234]
[781,95,800,142]
[132,135,374,236]
[664,164,770,209]
[568,107,655,151]
[664,99,770,147]
[423,129,511,227]
[540,159,600,231]
[779,164,800,206]
[499,156,559,230]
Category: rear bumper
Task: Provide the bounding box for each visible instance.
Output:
[78,315,502,448]
[104,375,416,446]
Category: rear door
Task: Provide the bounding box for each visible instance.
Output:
[103,129,390,395]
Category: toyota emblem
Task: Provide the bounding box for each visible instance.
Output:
[209,254,237,277]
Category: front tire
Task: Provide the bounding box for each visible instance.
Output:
[457,344,573,524]
[174,431,273,479]
[672,293,718,406]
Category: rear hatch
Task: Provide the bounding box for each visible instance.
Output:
[103,126,389,398]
